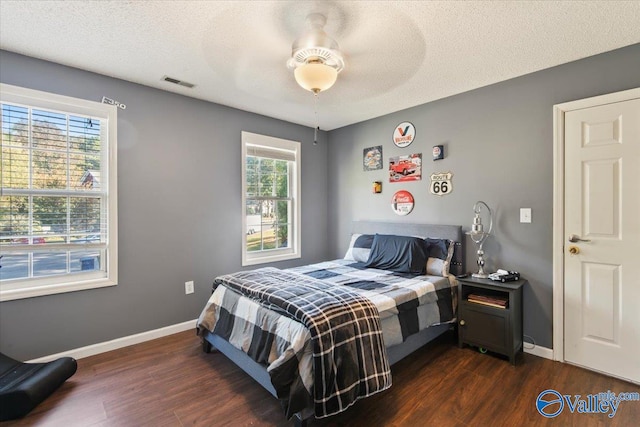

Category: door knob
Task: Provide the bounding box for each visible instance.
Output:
[569,234,591,243]
[459,320,466,326]
[568,245,580,255]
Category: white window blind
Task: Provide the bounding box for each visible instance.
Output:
[245,144,296,162]
[0,83,118,301]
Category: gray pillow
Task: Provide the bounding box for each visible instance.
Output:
[424,238,454,276]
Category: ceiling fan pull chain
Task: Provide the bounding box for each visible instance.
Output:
[314,93,319,145]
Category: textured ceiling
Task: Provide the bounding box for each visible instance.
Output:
[1,1,639,130]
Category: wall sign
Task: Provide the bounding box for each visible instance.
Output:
[363,145,383,171]
[391,190,414,215]
[389,153,422,182]
[432,145,444,160]
[430,172,453,196]
[392,122,415,148]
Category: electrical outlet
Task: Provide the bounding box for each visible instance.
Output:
[185,281,194,294]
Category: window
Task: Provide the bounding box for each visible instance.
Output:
[242,131,300,266]
[0,83,117,301]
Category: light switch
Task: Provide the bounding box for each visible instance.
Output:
[520,208,532,223]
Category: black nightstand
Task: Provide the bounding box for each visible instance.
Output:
[457,276,526,365]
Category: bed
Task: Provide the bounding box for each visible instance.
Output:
[196,222,463,425]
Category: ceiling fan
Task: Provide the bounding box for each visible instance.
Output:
[286,12,345,95]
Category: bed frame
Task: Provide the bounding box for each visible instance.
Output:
[201,222,464,426]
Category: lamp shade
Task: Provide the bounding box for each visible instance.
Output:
[294,62,338,93]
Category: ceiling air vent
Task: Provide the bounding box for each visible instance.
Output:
[162,76,195,88]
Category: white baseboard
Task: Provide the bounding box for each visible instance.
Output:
[28,319,198,363]
[28,318,554,363]
[524,344,553,360]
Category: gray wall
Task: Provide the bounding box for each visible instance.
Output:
[0,51,330,360]
[327,43,640,349]
[2,44,639,359]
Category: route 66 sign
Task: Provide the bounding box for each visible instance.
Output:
[430,172,453,196]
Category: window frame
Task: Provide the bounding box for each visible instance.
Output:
[0,83,118,301]
[241,131,300,266]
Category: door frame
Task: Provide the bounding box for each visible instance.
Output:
[552,87,640,362]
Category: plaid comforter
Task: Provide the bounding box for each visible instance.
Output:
[197,260,456,419]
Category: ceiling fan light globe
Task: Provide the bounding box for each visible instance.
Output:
[294,63,338,93]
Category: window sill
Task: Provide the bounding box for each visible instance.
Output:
[242,251,300,267]
[0,276,117,302]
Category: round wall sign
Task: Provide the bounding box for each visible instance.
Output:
[391,190,415,216]
[392,122,416,148]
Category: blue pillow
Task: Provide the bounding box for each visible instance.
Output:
[364,234,428,274]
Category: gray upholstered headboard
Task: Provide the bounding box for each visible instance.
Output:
[351,221,464,277]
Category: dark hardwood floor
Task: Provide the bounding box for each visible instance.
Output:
[2,330,638,426]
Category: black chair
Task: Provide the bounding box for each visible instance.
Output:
[0,352,77,421]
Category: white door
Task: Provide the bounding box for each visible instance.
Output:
[564,95,640,383]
